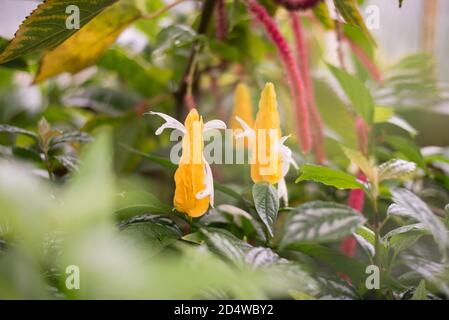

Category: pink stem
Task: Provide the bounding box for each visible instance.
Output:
[290,12,325,164]
[247,0,312,154]
[345,37,383,84]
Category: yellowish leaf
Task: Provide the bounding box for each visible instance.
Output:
[34,2,141,83]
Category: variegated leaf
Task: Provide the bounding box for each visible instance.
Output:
[388,189,448,257]
[378,159,417,182]
[281,201,366,246]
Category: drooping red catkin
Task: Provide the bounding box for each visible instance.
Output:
[290,12,325,164]
[341,172,366,257]
[275,0,322,11]
[345,38,383,84]
[247,0,312,153]
[355,116,370,156]
[215,0,228,41]
[341,117,370,257]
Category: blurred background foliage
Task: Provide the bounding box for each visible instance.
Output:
[0,0,448,299]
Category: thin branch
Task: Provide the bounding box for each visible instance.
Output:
[141,0,195,20]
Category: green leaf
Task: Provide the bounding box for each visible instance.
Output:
[296,164,365,190]
[252,182,280,237]
[49,131,92,148]
[385,135,426,170]
[287,243,367,287]
[312,1,334,30]
[114,190,172,221]
[98,47,170,97]
[341,146,378,184]
[120,214,182,254]
[374,106,394,123]
[0,38,27,70]
[328,64,375,123]
[35,2,140,82]
[354,226,376,257]
[0,124,38,140]
[0,0,118,64]
[281,201,366,246]
[404,256,449,297]
[384,223,428,254]
[411,280,427,300]
[388,189,448,257]
[378,159,417,182]
[333,0,374,45]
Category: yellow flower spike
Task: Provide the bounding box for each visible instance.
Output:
[173,109,209,217]
[251,83,282,184]
[230,83,254,147]
[150,108,227,217]
[234,83,298,205]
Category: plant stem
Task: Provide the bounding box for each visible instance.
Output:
[43,149,53,181]
[175,0,216,119]
[372,196,381,269]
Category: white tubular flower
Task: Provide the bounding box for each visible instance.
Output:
[150,110,226,215]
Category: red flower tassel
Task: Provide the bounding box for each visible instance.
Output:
[275,0,322,11]
[341,172,366,257]
[345,37,383,85]
[215,0,228,41]
[247,0,312,154]
[290,12,325,163]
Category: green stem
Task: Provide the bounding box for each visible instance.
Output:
[372,197,381,270]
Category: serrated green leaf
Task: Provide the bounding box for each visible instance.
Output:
[252,182,279,237]
[296,164,365,190]
[328,64,375,123]
[378,159,417,182]
[35,2,140,82]
[0,0,118,64]
[281,201,366,246]
[388,189,448,258]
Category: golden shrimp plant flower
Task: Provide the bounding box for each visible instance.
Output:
[235,83,298,205]
[150,109,226,217]
[229,83,254,147]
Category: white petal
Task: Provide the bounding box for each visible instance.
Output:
[278,178,288,206]
[148,111,186,135]
[195,156,215,207]
[234,116,255,140]
[204,120,227,132]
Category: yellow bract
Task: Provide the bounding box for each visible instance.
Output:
[251,83,282,184]
[173,109,209,217]
[230,83,254,136]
